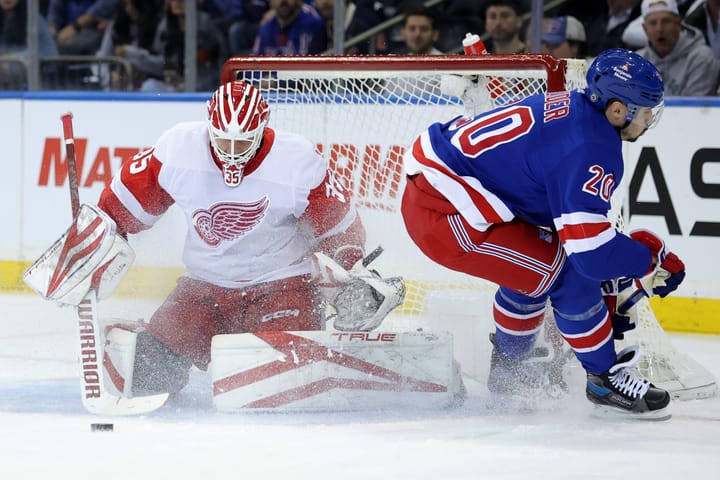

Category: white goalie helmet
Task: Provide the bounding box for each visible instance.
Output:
[207,81,270,187]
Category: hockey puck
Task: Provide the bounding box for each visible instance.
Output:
[90,423,114,432]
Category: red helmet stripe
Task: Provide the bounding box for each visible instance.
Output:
[237,87,258,130]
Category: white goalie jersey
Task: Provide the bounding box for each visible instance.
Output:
[98,121,366,288]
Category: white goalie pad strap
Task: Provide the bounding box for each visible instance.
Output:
[311,252,406,331]
[103,323,142,397]
[23,204,135,305]
[210,330,459,412]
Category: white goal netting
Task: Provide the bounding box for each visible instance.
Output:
[223,54,716,400]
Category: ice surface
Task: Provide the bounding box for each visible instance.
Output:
[1,294,719,479]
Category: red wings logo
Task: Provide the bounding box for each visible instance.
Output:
[192,197,269,246]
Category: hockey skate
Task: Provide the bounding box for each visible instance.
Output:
[487,333,568,402]
[586,345,671,420]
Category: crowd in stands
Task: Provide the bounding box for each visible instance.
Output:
[0,0,718,95]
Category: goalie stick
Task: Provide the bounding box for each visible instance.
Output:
[60,113,168,415]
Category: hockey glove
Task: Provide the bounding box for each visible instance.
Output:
[311,248,405,331]
[601,277,636,340]
[630,229,686,298]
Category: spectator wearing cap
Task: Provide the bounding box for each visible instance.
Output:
[621,0,697,48]
[637,0,720,95]
[541,15,587,59]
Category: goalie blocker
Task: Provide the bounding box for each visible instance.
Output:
[23,203,134,306]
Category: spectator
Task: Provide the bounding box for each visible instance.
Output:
[47,0,119,55]
[621,0,697,48]
[541,15,587,59]
[0,0,58,89]
[96,0,163,90]
[202,0,269,57]
[684,0,720,61]
[522,16,549,53]
[584,0,642,57]
[384,6,443,98]
[139,0,226,92]
[313,0,385,55]
[251,0,326,56]
[637,0,720,95]
[394,5,442,55]
[483,0,525,54]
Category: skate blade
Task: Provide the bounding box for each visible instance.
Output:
[591,404,672,422]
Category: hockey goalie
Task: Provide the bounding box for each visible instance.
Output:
[24,81,461,414]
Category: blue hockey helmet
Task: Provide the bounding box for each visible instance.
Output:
[585,48,664,128]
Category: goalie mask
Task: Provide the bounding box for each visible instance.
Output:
[584,48,664,130]
[207,81,270,187]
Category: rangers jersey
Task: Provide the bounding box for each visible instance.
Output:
[404,90,651,282]
[98,122,363,288]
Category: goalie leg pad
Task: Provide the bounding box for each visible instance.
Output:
[104,323,192,397]
[211,330,459,412]
[103,322,141,397]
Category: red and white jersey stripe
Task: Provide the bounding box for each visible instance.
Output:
[560,312,614,354]
[553,211,616,255]
[404,131,515,232]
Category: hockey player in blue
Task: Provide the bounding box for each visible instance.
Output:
[400,49,686,419]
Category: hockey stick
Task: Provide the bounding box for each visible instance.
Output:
[617,288,648,316]
[361,245,383,268]
[60,113,168,415]
[60,113,80,219]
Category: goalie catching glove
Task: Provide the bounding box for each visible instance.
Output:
[23,204,134,305]
[311,247,405,331]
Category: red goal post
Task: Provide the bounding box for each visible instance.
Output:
[221,54,575,90]
[220,55,716,401]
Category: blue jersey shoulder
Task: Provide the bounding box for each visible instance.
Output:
[427,91,623,227]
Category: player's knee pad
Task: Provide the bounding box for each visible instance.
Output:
[104,322,191,397]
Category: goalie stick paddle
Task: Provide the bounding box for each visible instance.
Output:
[60,113,168,415]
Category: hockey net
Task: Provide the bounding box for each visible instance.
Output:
[221,55,716,400]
